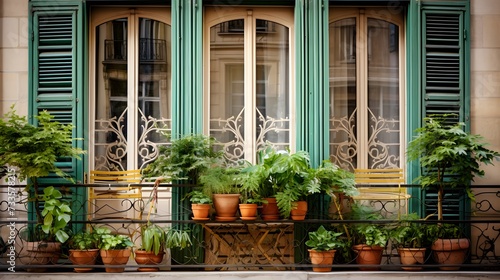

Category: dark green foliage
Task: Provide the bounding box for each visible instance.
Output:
[390,213,431,248]
[407,115,500,220]
[143,134,224,184]
[0,106,84,182]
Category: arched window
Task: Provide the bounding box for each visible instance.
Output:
[204,7,294,164]
[329,8,405,170]
[90,8,171,171]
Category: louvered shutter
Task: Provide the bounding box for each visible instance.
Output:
[420,5,469,221]
[29,3,86,227]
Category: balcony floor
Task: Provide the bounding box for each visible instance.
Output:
[2,271,500,280]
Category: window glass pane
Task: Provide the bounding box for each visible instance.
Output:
[209,20,245,162]
[95,18,129,171]
[367,18,400,168]
[137,18,171,168]
[329,17,357,171]
[255,20,290,152]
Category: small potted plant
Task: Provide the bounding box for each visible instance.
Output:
[199,164,241,221]
[134,223,166,272]
[305,225,344,272]
[390,213,431,270]
[349,203,390,271]
[68,230,101,273]
[186,190,213,220]
[98,227,134,273]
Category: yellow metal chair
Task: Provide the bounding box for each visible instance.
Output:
[87,169,144,222]
[352,168,410,216]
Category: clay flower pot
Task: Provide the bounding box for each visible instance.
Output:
[213,193,240,221]
[397,247,427,271]
[134,250,165,272]
[100,248,131,273]
[261,197,280,220]
[192,203,211,220]
[239,203,258,220]
[352,244,384,271]
[69,249,100,272]
[308,249,336,272]
[290,201,308,220]
[431,238,470,271]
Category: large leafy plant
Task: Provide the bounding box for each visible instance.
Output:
[0,106,84,242]
[143,134,223,184]
[407,115,499,221]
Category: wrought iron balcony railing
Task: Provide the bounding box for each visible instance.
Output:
[0,183,499,272]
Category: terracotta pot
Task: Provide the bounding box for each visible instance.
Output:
[352,244,384,271]
[134,250,165,272]
[431,238,470,271]
[213,194,240,221]
[239,203,258,220]
[308,249,336,272]
[24,241,61,272]
[261,197,280,220]
[290,201,308,220]
[100,248,131,273]
[397,247,427,271]
[192,203,211,220]
[69,249,100,273]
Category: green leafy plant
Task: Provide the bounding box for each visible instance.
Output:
[199,165,241,195]
[68,231,100,250]
[143,134,224,184]
[0,106,84,243]
[241,148,320,219]
[40,186,72,243]
[164,228,192,249]
[139,223,166,255]
[186,190,212,204]
[390,213,431,248]
[407,115,500,221]
[305,225,344,251]
[98,227,134,250]
[349,204,390,247]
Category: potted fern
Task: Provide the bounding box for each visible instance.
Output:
[407,115,500,270]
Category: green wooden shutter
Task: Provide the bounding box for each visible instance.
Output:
[420,2,470,221]
[29,2,86,228]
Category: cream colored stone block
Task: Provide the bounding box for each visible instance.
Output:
[470,15,483,48]
[18,71,28,102]
[471,97,500,118]
[0,18,19,48]
[471,0,500,15]
[19,17,29,48]
[0,0,28,17]
[0,48,28,72]
[471,71,500,98]
[483,15,500,48]
[0,72,19,97]
[471,49,500,71]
